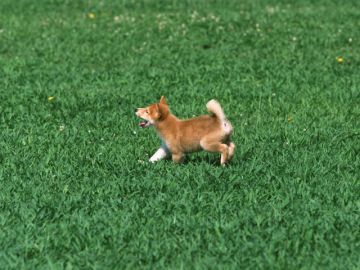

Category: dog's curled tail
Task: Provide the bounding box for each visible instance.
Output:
[207,99,233,135]
[206,99,225,122]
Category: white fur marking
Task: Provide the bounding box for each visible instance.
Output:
[223,120,233,135]
[149,144,170,163]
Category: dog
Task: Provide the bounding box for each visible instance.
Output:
[135,96,235,165]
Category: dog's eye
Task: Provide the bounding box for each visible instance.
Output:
[146,110,149,114]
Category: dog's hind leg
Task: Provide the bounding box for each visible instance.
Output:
[228,142,235,161]
[200,139,229,166]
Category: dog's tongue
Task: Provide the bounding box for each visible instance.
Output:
[139,121,147,128]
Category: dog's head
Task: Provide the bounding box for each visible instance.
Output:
[135,96,169,128]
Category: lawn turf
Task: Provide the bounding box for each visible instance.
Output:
[0,0,359,269]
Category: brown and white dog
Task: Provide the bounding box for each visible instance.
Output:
[135,96,235,165]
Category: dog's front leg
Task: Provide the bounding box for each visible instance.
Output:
[149,144,170,163]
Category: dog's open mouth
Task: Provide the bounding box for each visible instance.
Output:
[139,120,151,128]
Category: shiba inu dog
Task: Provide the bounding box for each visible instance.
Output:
[135,96,235,165]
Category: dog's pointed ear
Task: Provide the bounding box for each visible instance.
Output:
[159,96,167,105]
[155,103,163,120]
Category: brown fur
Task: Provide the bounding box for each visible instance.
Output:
[135,96,235,165]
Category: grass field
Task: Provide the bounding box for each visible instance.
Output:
[0,0,359,269]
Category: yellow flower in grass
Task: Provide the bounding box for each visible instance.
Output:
[47,96,55,102]
[336,56,344,64]
[88,12,96,19]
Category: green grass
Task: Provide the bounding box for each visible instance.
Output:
[0,0,359,269]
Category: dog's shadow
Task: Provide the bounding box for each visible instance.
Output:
[161,153,222,166]
[186,154,220,166]
[159,148,253,166]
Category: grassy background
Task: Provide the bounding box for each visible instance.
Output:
[0,0,359,269]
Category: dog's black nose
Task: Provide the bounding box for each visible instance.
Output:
[134,108,138,112]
